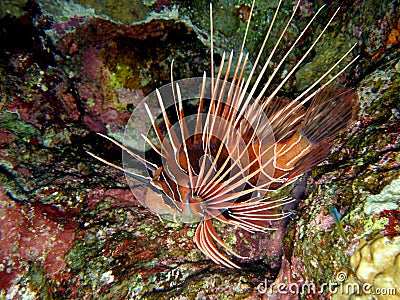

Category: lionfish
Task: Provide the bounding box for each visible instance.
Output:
[87,0,358,268]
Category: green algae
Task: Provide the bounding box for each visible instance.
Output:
[0,0,29,18]
[42,126,72,148]
[108,64,131,90]
[66,239,98,270]
[295,32,358,91]
[73,0,150,24]
[8,262,53,300]
[0,111,40,143]
[362,216,389,237]
[188,0,239,37]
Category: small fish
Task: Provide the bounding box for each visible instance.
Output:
[329,206,349,244]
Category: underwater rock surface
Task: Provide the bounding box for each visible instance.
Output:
[332,234,400,300]
[0,0,399,299]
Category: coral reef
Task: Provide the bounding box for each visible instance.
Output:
[364,179,400,214]
[0,0,399,299]
[276,55,400,299]
[332,235,400,300]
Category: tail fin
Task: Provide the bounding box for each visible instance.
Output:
[300,86,358,144]
[286,86,357,180]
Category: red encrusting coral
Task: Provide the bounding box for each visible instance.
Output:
[0,187,77,290]
[380,209,400,237]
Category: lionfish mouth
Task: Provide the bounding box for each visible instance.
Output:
[87,0,358,268]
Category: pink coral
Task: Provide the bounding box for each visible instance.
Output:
[0,186,77,290]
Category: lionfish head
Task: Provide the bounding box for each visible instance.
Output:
[87,0,358,268]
